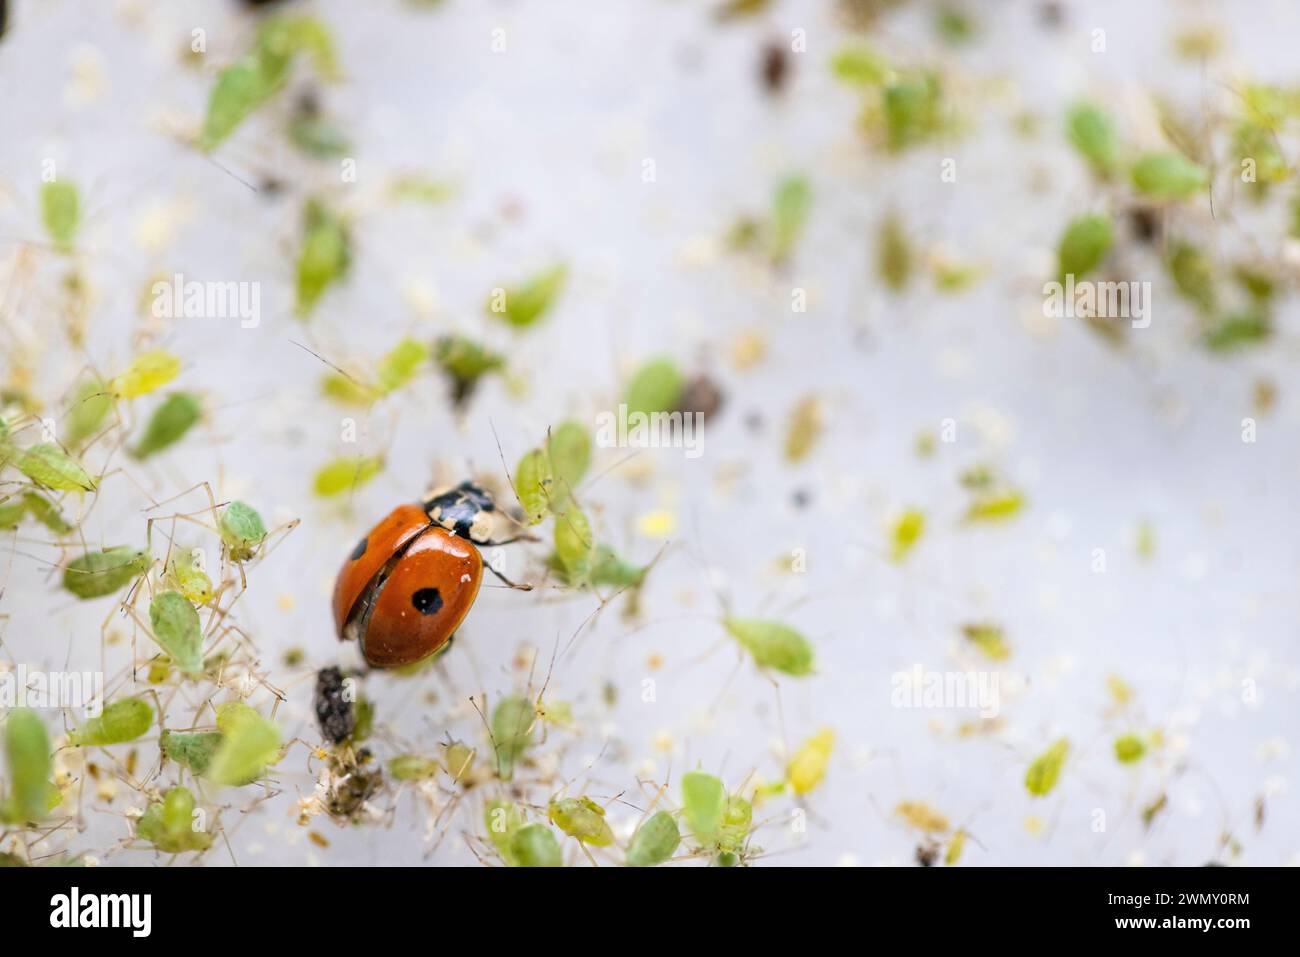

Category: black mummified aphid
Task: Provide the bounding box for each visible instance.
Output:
[315,666,356,744]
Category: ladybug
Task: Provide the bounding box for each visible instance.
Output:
[333,481,526,668]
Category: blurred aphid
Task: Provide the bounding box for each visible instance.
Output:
[69,697,153,747]
[491,694,535,781]
[486,263,567,329]
[313,455,384,497]
[1126,206,1161,244]
[389,754,439,781]
[963,488,1025,523]
[433,335,505,407]
[219,500,268,560]
[930,254,980,292]
[877,212,913,291]
[0,492,73,534]
[961,622,1010,661]
[484,798,524,863]
[135,787,213,854]
[1141,793,1168,829]
[724,617,815,676]
[1130,152,1208,200]
[1066,103,1120,178]
[1056,214,1112,283]
[2,709,53,824]
[288,90,350,158]
[351,697,374,742]
[1252,378,1277,416]
[714,0,771,21]
[295,199,350,318]
[207,703,282,786]
[161,730,223,775]
[1134,521,1155,560]
[883,74,945,151]
[760,41,789,95]
[510,823,562,867]
[783,395,823,464]
[915,841,940,867]
[771,174,812,262]
[1172,24,1224,59]
[200,14,341,151]
[149,591,205,676]
[130,392,201,459]
[894,800,950,832]
[513,447,554,525]
[681,771,726,846]
[676,373,725,422]
[15,443,96,492]
[63,379,112,449]
[441,743,478,780]
[1113,734,1146,764]
[40,180,80,252]
[1024,738,1069,797]
[388,175,454,205]
[625,810,680,867]
[62,546,149,600]
[1202,312,1270,352]
[1106,673,1135,707]
[374,338,429,395]
[934,5,976,46]
[548,797,615,847]
[787,727,835,795]
[554,507,594,586]
[889,508,925,562]
[546,420,591,511]
[1166,241,1217,314]
[588,545,647,589]
[945,828,966,866]
[624,357,685,416]
[314,666,355,744]
[109,349,181,399]
[829,44,891,87]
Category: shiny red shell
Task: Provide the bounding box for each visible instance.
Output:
[333,504,484,668]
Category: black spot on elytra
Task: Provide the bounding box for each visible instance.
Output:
[412,587,443,615]
[350,537,368,561]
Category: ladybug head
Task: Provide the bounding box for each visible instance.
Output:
[421,481,496,543]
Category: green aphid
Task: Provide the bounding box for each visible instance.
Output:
[509,823,562,867]
[148,591,204,676]
[889,508,925,562]
[389,753,440,781]
[623,358,685,417]
[486,263,567,329]
[69,697,154,747]
[588,545,647,588]
[723,617,815,676]
[313,455,384,498]
[63,379,112,449]
[41,180,80,252]
[135,787,213,854]
[1166,241,1217,314]
[295,199,351,318]
[206,705,281,786]
[351,696,375,743]
[62,546,149,600]
[546,420,591,511]
[718,795,753,853]
[2,709,52,825]
[16,442,96,492]
[1114,734,1146,764]
[513,447,553,525]
[485,799,524,864]
[882,74,943,151]
[0,492,73,535]
[962,622,1010,661]
[160,730,223,775]
[1066,102,1120,178]
[963,489,1025,523]
[219,500,268,561]
[375,338,429,395]
[681,771,726,846]
[829,44,891,87]
[1131,151,1209,200]
[442,740,475,781]
[1203,312,1271,352]
[1024,738,1069,797]
[164,554,214,605]
[491,695,535,781]
[1056,214,1112,283]
[548,797,615,847]
[771,174,812,262]
[625,810,680,866]
[877,212,913,291]
[131,392,201,459]
[433,335,505,407]
[554,507,594,586]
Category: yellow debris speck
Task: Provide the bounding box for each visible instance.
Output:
[636,509,676,538]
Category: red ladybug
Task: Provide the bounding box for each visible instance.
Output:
[333,481,525,668]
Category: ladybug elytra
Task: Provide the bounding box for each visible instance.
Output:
[333,481,525,668]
